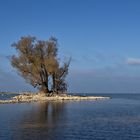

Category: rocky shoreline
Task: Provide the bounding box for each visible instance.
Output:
[0,93,110,104]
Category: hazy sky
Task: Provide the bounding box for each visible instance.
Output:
[0,0,140,93]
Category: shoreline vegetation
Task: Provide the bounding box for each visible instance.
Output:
[0,93,110,104]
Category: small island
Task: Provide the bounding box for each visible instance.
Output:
[0,36,110,104]
[0,92,110,104]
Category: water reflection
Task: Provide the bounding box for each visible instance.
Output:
[14,101,67,140]
[1,96,140,140]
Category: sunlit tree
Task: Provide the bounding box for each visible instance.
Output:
[11,36,70,94]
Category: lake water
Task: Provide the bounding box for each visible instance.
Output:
[0,93,140,140]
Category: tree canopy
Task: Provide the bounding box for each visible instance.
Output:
[11,36,70,94]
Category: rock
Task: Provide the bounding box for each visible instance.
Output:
[0,93,110,104]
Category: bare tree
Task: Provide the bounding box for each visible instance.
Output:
[11,36,70,94]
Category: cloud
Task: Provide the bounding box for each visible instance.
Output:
[68,68,140,93]
[126,58,140,65]
[0,69,36,92]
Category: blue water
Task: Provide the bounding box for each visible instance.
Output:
[0,94,140,140]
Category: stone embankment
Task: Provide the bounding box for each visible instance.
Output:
[0,93,110,104]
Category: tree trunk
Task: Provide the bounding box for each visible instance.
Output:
[40,82,49,94]
[39,66,49,94]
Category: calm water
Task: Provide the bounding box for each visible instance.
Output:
[0,94,140,140]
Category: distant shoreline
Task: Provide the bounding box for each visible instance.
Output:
[0,92,18,94]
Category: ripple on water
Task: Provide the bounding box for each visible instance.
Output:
[0,94,140,140]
